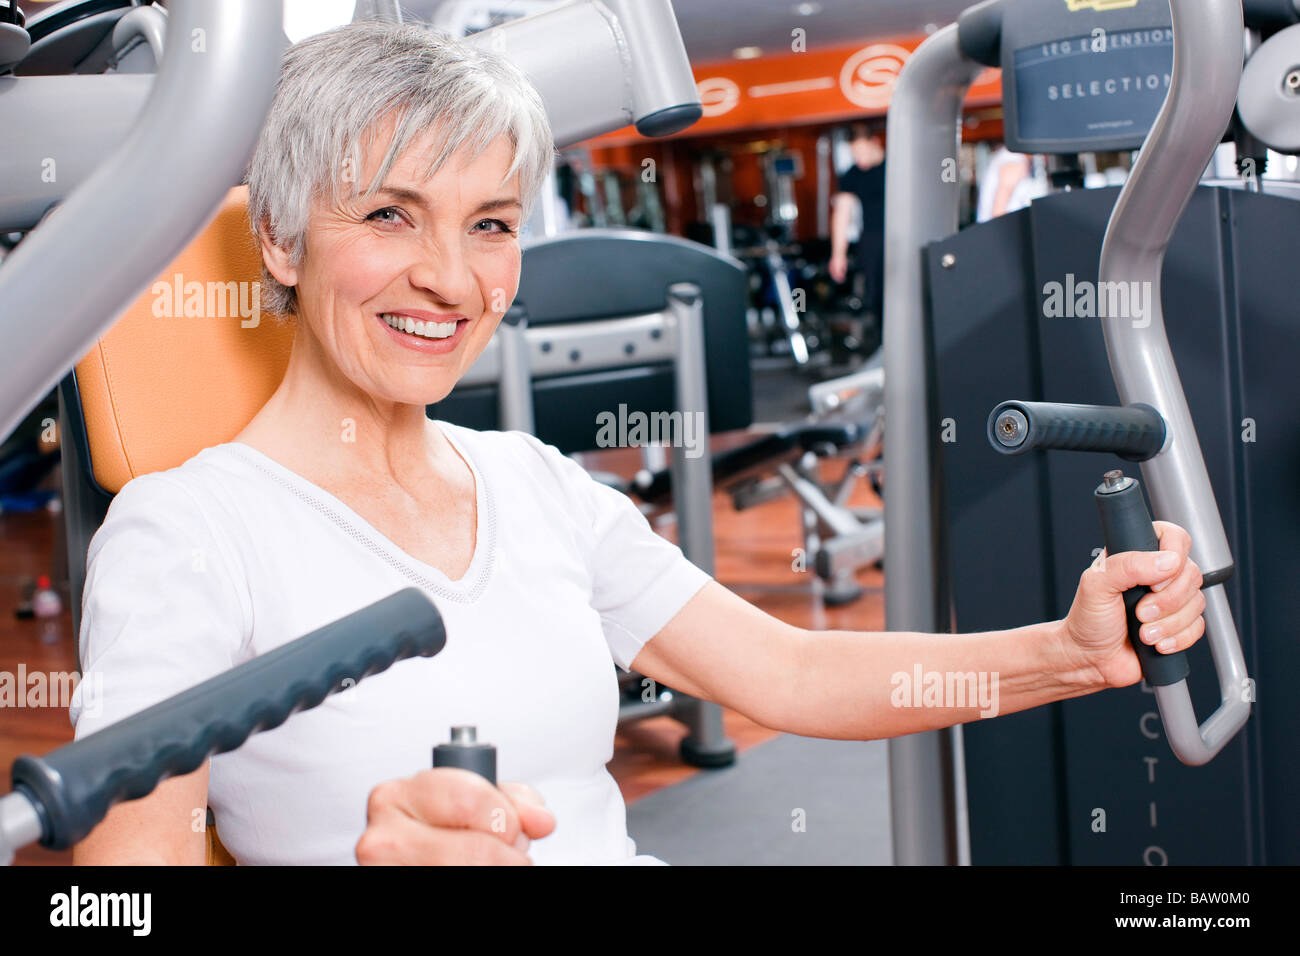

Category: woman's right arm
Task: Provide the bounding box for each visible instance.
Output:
[73,765,210,865]
[72,474,247,865]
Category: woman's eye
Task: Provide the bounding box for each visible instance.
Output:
[365,206,402,224]
[476,218,516,236]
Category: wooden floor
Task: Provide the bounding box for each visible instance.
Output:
[0,436,882,865]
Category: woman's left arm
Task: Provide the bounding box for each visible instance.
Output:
[629,522,1206,740]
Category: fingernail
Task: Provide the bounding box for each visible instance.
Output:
[1156,637,1176,653]
[1137,603,1157,621]
[1144,625,1162,642]
[1155,551,1178,572]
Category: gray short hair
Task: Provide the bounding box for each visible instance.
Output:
[246,21,555,317]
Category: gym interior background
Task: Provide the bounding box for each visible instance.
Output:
[0,0,1296,867]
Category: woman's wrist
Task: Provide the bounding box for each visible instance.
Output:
[1039,618,1110,699]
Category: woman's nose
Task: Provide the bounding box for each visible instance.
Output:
[405,239,475,306]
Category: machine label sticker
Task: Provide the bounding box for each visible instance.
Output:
[1013,29,1172,145]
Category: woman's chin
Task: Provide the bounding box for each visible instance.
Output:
[355,379,457,410]
[398,388,456,409]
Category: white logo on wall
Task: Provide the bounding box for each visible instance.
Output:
[839,44,911,109]
[697,77,741,117]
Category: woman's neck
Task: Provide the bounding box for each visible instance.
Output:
[235,324,449,490]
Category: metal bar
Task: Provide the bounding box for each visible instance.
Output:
[458,310,677,388]
[776,462,861,537]
[0,0,285,446]
[808,356,884,416]
[0,74,152,232]
[710,203,733,257]
[464,0,700,149]
[766,241,810,364]
[111,5,167,66]
[55,379,101,664]
[665,281,734,765]
[522,312,675,377]
[526,160,564,239]
[666,283,713,572]
[0,791,43,867]
[352,0,402,23]
[816,526,885,577]
[618,697,677,723]
[816,133,832,238]
[496,312,535,433]
[881,22,984,867]
[600,0,702,137]
[1099,0,1251,764]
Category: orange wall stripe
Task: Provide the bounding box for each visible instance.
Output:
[583,35,1003,147]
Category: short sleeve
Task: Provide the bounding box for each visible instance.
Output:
[515,434,713,671]
[70,472,250,739]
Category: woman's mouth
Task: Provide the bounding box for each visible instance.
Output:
[377,312,469,353]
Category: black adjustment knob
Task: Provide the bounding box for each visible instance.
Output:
[432,725,497,784]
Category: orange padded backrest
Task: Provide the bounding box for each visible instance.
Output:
[74,186,295,494]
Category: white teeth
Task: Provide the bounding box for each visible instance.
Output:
[381,313,459,339]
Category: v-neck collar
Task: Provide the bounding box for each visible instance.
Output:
[212,422,494,604]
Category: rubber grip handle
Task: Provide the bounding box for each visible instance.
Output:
[11,587,446,849]
[989,401,1165,460]
[1095,477,1190,688]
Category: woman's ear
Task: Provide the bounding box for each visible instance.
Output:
[257,221,299,290]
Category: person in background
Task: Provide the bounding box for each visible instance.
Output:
[829,122,886,325]
[976,145,1046,223]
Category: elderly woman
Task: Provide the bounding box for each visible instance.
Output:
[69,22,1207,866]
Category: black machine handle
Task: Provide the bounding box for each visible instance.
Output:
[1094,470,1190,687]
[11,587,446,850]
[988,400,1166,460]
[433,726,497,784]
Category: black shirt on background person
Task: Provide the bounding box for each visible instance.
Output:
[834,159,887,321]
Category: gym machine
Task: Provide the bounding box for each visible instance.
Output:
[885,0,1299,864]
[632,410,884,607]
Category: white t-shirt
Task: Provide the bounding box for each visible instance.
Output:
[69,422,712,865]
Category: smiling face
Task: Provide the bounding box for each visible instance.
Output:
[261,117,524,407]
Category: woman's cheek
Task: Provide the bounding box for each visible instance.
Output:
[348,241,411,295]
[484,255,520,313]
